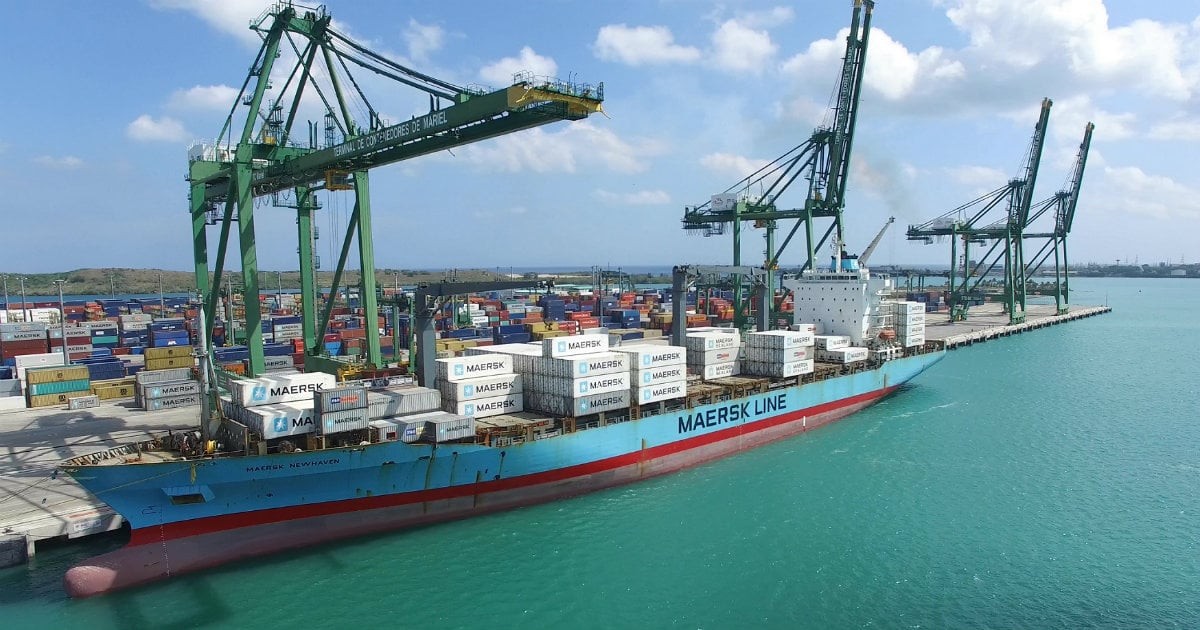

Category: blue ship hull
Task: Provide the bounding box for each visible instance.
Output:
[63,350,943,596]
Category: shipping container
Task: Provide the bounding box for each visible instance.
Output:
[541,333,609,358]
[67,395,100,410]
[435,354,513,383]
[684,332,738,352]
[741,359,814,378]
[902,334,926,348]
[610,344,686,370]
[743,345,813,363]
[438,373,523,402]
[527,372,629,397]
[449,393,523,418]
[236,399,317,439]
[526,389,630,416]
[423,412,476,442]
[745,330,814,349]
[314,384,369,414]
[135,367,193,385]
[318,407,373,435]
[366,387,442,418]
[632,364,687,387]
[633,379,687,405]
[685,347,741,366]
[140,380,200,400]
[815,347,869,363]
[145,357,193,371]
[227,372,337,407]
[145,393,201,411]
[28,379,91,396]
[814,335,851,350]
[25,365,90,385]
[531,352,628,378]
[693,361,740,380]
[144,346,192,361]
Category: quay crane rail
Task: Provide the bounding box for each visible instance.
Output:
[681,0,873,329]
[188,2,604,376]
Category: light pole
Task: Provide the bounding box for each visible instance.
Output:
[276,271,283,310]
[18,277,28,323]
[54,280,68,365]
[109,272,116,298]
[1,275,8,323]
[158,271,165,315]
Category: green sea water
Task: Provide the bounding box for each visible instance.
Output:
[2,278,1197,628]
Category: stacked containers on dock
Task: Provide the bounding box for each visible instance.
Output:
[0,364,24,411]
[893,301,926,348]
[525,351,629,416]
[685,331,741,380]
[87,322,119,350]
[148,319,190,349]
[742,330,815,378]
[136,365,199,410]
[0,322,49,361]
[315,383,371,435]
[436,354,522,418]
[144,345,193,371]
[24,365,91,408]
[48,327,94,361]
[613,344,689,406]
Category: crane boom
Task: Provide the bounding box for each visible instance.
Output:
[857,216,894,265]
[1060,122,1094,234]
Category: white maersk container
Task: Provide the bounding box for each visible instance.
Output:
[632,364,688,387]
[229,399,315,439]
[528,372,630,397]
[634,379,687,405]
[901,333,926,348]
[686,347,740,366]
[436,354,513,383]
[438,373,523,402]
[526,389,630,416]
[542,333,610,358]
[612,344,686,370]
[894,301,925,316]
[451,393,523,418]
[465,344,543,373]
[684,332,738,352]
[746,330,814,349]
[791,323,817,335]
[814,335,851,350]
[744,344,813,363]
[228,372,337,407]
[741,359,814,378]
[532,352,628,378]
[816,347,869,364]
[319,407,373,435]
[695,361,740,380]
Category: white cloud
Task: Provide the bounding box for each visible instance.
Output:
[480,46,558,86]
[1096,165,1200,220]
[711,20,777,74]
[735,7,794,30]
[32,155,84,170]
[168,84,238,111]
[404,19,444,62]
[699,152,769,180]
[941,0,1196,100]
[852,156,920,219]
[593,25,701,66]
[148,0,270,45]
[458,121,660,174]
[594,189,671,205]
[1149,117,1200,141]
[127,115,189,142]
[782,27,963,102]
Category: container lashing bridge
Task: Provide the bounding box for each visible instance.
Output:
[681,0,873,330]
[188,2,604,376]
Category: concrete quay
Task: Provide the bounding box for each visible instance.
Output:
[924,303,1111,350]
[0,401,200,565]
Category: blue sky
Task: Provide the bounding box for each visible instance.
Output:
[2,0,1198,273]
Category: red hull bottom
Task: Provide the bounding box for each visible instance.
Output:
[65,394,886,597]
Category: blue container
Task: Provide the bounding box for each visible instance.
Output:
[148,320,186,332]
[126,364,143,375]
[129,346,145,355]
[324,341,343,355]
[0,367,11,379]
[263,343,292,357]
[498,332,532,344]
[91,348,113,357]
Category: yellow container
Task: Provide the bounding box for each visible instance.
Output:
[526,322,550,333]
[531,330,568,341]
[145,346,192,361]
[25,365,91,385]
[146,357,193,371]
[27,392,71,408]
[93,384,136,400]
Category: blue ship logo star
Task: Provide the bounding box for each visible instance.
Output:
[643,373,651,384]
[557,341,566,353]
[273,416,288,433]
[580,401,589,412]
[579,363,588,375]
[465,404,475,416]
[579,382,588,394]
[453,365,464,377]
[464,384,474,397]
[643,356,650,366]
[251,385,268,401]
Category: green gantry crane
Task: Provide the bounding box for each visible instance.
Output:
[681,0,873,329]
[907,98,1052,324]
[187,3,604,376]
[1023,123,1094,314]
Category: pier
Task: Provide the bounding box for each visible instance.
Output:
[0,403,198,566]
[924,303,1111,349]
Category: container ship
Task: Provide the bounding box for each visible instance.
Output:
[54,257,944,597]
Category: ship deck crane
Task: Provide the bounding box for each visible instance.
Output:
[1023,123,1093,314]
[188,3,604,376]
[906,98,1052,323]
[856,216,894,266]
[681,0,873,329]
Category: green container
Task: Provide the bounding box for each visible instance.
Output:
[29,379,91,396]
